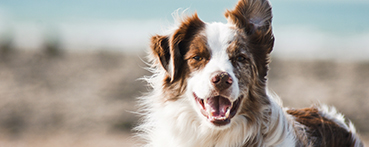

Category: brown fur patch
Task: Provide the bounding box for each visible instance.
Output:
[149,13,206,101]
[150,35,170,71]
[184,35,210,72]
[167,13,205,82]
[225,0,273,35]
[287,108,358,147]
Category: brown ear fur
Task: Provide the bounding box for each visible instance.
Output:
[150,13,205,83]
[225,0,273,36]
[225,0,274,81]
[169,13,205,82]
[150,35,170,72]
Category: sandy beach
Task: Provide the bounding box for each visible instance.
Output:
[0,50,368,146]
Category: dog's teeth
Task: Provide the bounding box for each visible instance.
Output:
[225,101,233,118]
[225,107,231,118]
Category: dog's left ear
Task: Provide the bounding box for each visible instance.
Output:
[225,0,274,80]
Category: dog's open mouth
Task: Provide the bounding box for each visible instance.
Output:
[194,93,242,126]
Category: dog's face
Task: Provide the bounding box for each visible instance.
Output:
[150,0,274,127]
[187,23,251,126]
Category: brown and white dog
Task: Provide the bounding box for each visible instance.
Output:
[135,0,363,146]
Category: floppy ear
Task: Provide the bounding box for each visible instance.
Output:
[150,35,171,72]
[225,0,274,80]
[150,13,205,83]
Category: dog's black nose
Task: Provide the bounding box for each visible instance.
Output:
[211,72,232,91]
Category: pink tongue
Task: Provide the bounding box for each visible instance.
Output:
[204,96,231,118]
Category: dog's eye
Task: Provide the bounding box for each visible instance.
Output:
[193,56,203,61]
[236,56,246,62]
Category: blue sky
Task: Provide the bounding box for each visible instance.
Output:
[0,1,366,21]
[0,0,368,59]
[0,0,368,34]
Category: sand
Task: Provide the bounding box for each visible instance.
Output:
[0,50,368,146]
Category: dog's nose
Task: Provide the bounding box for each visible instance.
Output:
[211,72,232,91]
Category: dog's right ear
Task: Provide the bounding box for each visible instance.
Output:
[151,13,205,83]
[150,35,171,72]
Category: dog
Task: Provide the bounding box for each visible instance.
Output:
[135,0,363,146]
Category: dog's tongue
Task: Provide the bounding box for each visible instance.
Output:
[204,96,232,119]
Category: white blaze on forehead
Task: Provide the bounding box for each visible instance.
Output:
[204,22,236,73]
[205,22,236,54]
[204,22,237,76]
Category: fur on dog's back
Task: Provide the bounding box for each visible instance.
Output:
[287,105,363,147]
[135,0,363,146]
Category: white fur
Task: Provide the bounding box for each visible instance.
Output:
[189,22,239,101]
[138,77,299,147]
[187,23,241,129]
[137,22,299,147]
[138,75,297,147]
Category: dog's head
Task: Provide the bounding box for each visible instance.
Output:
[150,0,274,128]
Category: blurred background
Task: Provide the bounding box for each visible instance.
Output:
[0,0,368,146]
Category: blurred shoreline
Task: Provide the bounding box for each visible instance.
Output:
[1,20,369,61]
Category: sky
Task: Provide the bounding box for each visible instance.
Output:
[0,0,368,60]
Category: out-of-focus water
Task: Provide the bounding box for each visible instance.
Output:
[0,0,368,60]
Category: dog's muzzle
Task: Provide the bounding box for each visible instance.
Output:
[194,72,242,126]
